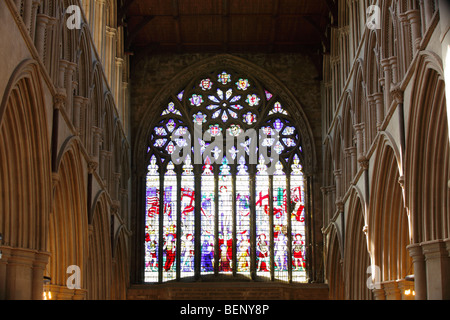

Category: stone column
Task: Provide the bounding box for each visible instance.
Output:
[112,172,121,200]
[93,0,107,59]
[13,0,22,11]
[29,0,41,41]
[406,9,422,50]
[115,57,124,107]
[422,239,450,300]
[22,0,33,34]
[57,60,75,118]
[354,123,365,163]
[35,14,50,59]
[58,60,69,92]
[80,98,89,144]
[343,148,352,189]
[399,12,412,70]
[366,94,377,143]
[380,58,393,109]
[390,56,398,85]
[43,16,57,69]
[99,149,111,183]
[65,61,77,118]
[73,96,85,134]
[333,169,342,202]
[92,126,103,167]
[373,92,384,130]
[407,243,427,300]
[121,81,129,129]
[320,186,329,224]
[349,146,357,180]
[391,86,406,156]
[105,26,117,86]
[120,188,129,224]
[3,248,49,300]
[420,0,434,31]
[31,251,50,300]
[0,247,11,300]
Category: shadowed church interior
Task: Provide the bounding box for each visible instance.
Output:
[0,0,449,300]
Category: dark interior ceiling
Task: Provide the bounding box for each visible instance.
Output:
[119,0,334,56]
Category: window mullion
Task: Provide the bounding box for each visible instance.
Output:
[194,164,202,281]
[158,170,164,283]
[232,168,237,277]
[269,174,274,281]
[146,71,307,284]
[249,166,256,281]
[214,164,219,276]
[176,169,181,281]
[306,174,313,282]
[287,174,292,283]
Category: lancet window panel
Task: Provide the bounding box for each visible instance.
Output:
[144,70,307,283]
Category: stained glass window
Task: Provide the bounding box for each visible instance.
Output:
[290,154,307,282]
[162,162,177,282]
[273,161,288,281]
[256,155,270,277]
[180,156,195,278]
[144,156,159,283]
[201,157,215,274]
[236,156,250,275]
[144,70,307,283]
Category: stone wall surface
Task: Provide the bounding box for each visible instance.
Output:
[127,282,329,300]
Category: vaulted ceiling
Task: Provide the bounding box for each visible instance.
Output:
[119,0,333,55]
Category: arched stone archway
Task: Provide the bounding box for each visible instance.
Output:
[0,61,52,300]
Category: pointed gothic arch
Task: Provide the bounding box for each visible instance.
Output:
[133,54,317,284]
[406,51,449,244]
[368,133,411,297]
[87,193,113,300]
[326,226,344,300]
[49,140,88,300]
[344,189,372,300]
[134,54,316,176]
[0,60,52,299]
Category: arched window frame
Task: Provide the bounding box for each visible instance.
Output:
[138,57,317,284]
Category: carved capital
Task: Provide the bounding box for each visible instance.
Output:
[359,158,369,169]
[335,200,344,212]
[406,243,425,261]
[111,201,121,214]
[354,122,365,132]
[88,161,98,173]
[391,84,404,104]
[333,169,342,177]
[52,172,60,188]
[92,126,103,137]
[113,172,121,181]
[53,88,67,110]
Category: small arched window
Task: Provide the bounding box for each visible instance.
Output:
[144,69,307,283]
